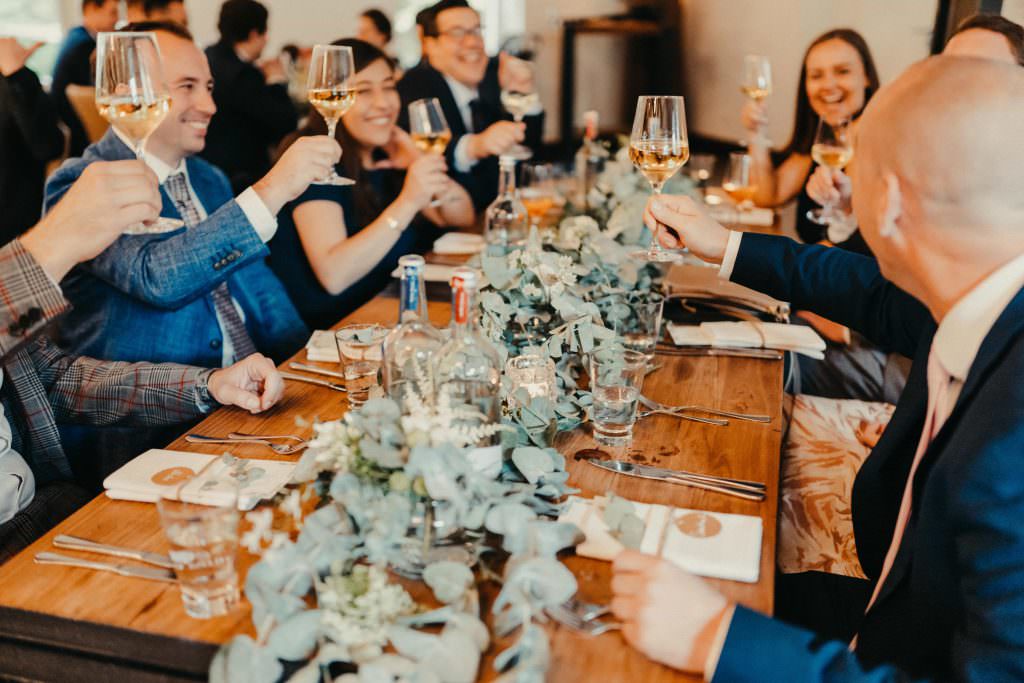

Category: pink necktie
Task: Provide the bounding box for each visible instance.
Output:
[860,348,955,623]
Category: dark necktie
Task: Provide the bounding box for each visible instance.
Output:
[164,172,257,363]
[468,98,486,134]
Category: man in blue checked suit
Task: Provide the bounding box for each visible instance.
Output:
[43,21,340,370]
[609,57,1024,681]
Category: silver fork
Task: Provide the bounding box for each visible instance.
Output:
[546,603,621,636]
[639,394,771,424]
[562,596,610,621]
[185,434,306,455]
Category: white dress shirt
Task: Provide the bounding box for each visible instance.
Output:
[0,371,34,525]
[116,131,277,365]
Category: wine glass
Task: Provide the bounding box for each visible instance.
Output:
[688,153,716,202]
[95,31,183,234]
[499,57,539,161]
[722,152,756,210]
[408,97,452,207]
[628,95,689,262]
[742,55,772,145]
[519,162,556,229]
[806,117,854,225]
[307,44,357,186]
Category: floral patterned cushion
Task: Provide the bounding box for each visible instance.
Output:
[778,394,896,579]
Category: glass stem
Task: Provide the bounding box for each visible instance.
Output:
[649,184,665,254]
[422,497,434,555]
[326,118,340,178]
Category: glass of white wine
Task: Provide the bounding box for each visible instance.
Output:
[806,117,854,226]
[722,152,756,210]
[408,97,452,207]
[307,44,357,186]
[629,95,690,262]
[499,85,540,161]
[95,31,182,234]
[741,55,772,102]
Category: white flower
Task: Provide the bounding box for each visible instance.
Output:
[281,488,303,521]
[521,282,543,298]
[240,508,273,555]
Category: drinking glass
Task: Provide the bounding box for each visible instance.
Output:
[335,323,389,407]
[307,44,356,186]
[408,97,452,207]
[741,55,772,102]
[519,162,556,229]
[499,58,539,161]
[806,117,854,226]
[688,153,716,202]
[628,95,690,262]
[95,32,183,234]
[722,152,756,210]
[589,348,647,445]
[505,353,557,410]
[608,292,665,362]
[157,481,240,619]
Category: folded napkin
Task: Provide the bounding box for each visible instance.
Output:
[103,449,295,510]
[433,232,485,255]
[666,321,826,359]
[560,495,762,583]
[306,329,339,363]
[388,263,458,283]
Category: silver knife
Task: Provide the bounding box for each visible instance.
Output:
[280,371,347,392]
[34,551,177,582]
[587,458,766,502]
[288,361,346,379]
[53,534,174,569]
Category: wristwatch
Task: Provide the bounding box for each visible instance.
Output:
[193,368,219,413]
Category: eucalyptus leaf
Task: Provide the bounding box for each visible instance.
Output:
[423,561,474,605]
[511,447,555,485]
[267,609,323,661]
[208,635,283,683]
[285,661,322,683]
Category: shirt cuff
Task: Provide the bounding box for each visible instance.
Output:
[703,604,736,682]
[717,231,744,281]
[237,187,278,242]
[453,135,477,174]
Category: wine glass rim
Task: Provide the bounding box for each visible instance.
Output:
[311,43,354,53]
[637,94,685,101]
[97,30,158,39]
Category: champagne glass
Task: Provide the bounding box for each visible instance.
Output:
[307,44,356,186]
[519,162,556,229]
[722,152,756,210]
[628,95,689,262]
[806,117,854,225]
[95,31,183,234]
[742,55,772,145]
[499,58,539,161]
[408,97,452,207]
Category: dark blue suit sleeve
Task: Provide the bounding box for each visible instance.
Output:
[730,233,933,358]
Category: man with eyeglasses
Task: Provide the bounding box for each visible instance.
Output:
[397,0,543,210]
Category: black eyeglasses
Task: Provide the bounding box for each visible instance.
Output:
[435,25,484,42]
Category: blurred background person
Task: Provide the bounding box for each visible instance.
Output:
[203,0,298,193]
[125,0,189,27]
[50,0,119,158]
[0,38,64,247]
[357,9,393,51]
[271,39,473,330]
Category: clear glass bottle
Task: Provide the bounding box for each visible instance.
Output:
[483,157,528,252]
[382,255,444,409]
[434,267,502,426]
[575,110,608,207]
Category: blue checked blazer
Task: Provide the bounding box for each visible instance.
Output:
[0,240,210,485]
[43,130,308,368]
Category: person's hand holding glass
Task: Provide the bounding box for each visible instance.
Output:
[498,51,539,161]
[629,95,690,262]
[408,97,452,207]
[741,54,772,145]
[807,117,854,225]
[307,44,356,186]
[95,31,182,234]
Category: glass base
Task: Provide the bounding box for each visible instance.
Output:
[180,583,239,619]
[502,144,533,161]
[593,427,634,446]
[390,539,476,579]
[124,216,185,235]
[312,171,356,186]
[629,248,686,263]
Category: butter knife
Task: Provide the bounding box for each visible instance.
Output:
[34,551,176,582]
[288,361,346,379]
[587,458,766,502]
[280,371,347,392]
[53,534,174,569]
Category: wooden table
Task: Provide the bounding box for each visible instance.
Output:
[0,295,783,683]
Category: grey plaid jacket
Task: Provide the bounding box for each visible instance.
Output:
[0,240,212,484]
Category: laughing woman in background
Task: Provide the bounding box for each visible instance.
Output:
[270,39,474,330]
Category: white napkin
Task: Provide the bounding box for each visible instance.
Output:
[306,330,339,363]
[389,263,458,283]
[667,321,826,359]
[433,232,485,255]
[103,449,295,510]
[559,496,762,583]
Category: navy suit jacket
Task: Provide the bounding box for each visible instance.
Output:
[714,234,1024,681]
[43,130,308,368]
[396,58,543,211]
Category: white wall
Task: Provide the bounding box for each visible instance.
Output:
[680,0,935,145]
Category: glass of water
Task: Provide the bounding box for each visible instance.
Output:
[607,292,665,362]
[157,482,240,619]
[335,323,389,407]
[505,353,558,410]
[589,347,647,445]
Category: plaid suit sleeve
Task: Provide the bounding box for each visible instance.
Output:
[28,337,213,426]
[0,240,70,360]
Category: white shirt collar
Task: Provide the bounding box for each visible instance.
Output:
[442,74,479,123]
[932,251,1024,382]
[112,128,186,183]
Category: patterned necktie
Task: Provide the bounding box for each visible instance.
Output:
[164,172,257,363]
